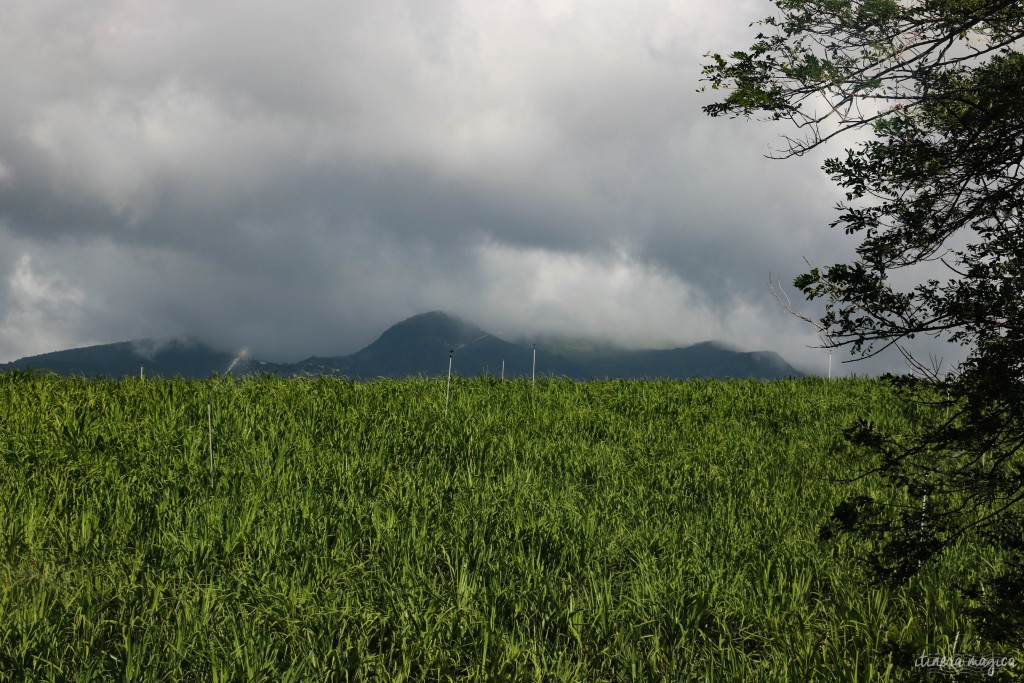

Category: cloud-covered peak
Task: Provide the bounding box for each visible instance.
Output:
[0,0,949,375]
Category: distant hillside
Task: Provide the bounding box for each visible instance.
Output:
[1,312,803,380]
[582,342,799,380]
[285,312,584,379]
[0,338,238,378]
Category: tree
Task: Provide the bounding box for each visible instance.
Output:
[702,0,1024,649]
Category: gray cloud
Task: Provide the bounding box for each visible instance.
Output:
[0,0,957,375]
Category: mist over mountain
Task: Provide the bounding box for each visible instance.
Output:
[1,312,802,380]
[0,337,237,378]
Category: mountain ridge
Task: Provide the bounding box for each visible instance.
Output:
[1,311,804,380]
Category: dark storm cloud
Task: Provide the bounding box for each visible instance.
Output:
[0,0,947,374]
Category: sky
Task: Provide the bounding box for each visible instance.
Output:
[0,0,960,375]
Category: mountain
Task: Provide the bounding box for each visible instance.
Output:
[0,337,238,378]
[0,312,804,380]
[286,312,588,379]
[582,342,799,380]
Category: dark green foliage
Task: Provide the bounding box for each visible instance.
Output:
[703,0,1024,650]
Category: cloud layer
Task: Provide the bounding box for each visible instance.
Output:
[0,0,949,374]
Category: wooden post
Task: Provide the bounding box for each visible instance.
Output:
[445,349,454,417]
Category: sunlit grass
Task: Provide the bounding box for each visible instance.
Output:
[0,372,1015,681]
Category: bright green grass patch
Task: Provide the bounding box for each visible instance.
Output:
[0,373,1016,681]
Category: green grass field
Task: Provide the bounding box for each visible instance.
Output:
[0,372,1017,681]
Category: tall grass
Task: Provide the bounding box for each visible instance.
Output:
[0,372,1015,681]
